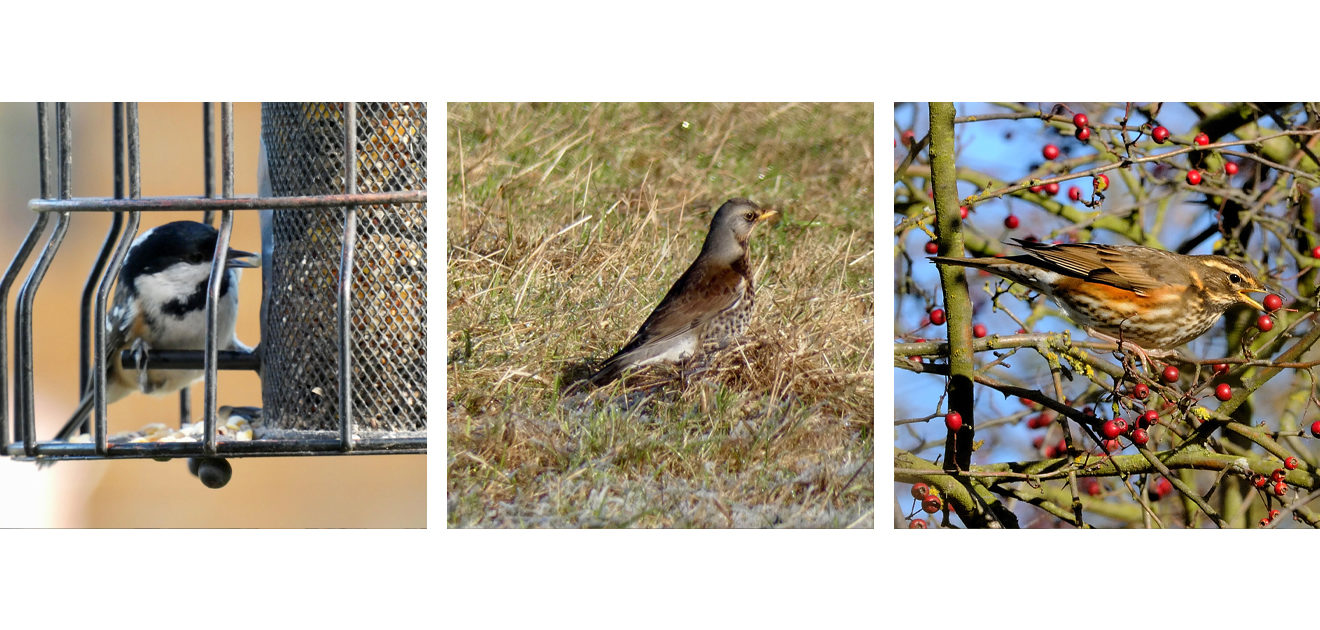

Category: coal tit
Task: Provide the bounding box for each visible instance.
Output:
[51,220,258,443]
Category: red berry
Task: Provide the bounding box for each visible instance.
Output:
[1151,126,1170,143]
[925,240,939,255]
[1285,456,1298,470]
[1043,445,1058,458]
[929,308,946,326]
[1212,363,1229,375]
[1141,410,1159,426]
[1312,420,1320,438]
[1104,439,1121,452]
[1257,315,1274,332]
[1074,127,1091,141]
[1077,475,1098,496]
[909,519,928,529]
[960,205,969,219]
[1073,113,1089,128]
[1132,428,1149,446]
[1102,419,1122,439]
[1161,365,1180,383]
[922,494,943,514]
[944,411,963,431]
[1274,481,1288,496]
[1020,397,1036,408]
[1312,246,1320,259]
[972,323,987,338]
[1028,184,1044,193]
[1116,418,1130,434]
[1260,517,1272,527]
[1042,144,1060,160]
[1093,173,1109,192]
[1186,169,1202,185]
[1271,468,1287,483]
[1215,383,1232,401]
[901,130,915,146]
[1154,477,1173,498]
[911,483,930,499]
[1133,383,1149,399]
[1224,161,1238,175]
[1068,186,1081,201]
[1044,182,1060,195]
[1270,509,1281,520]
[1263,294,1283,312]
[1194,132,1209,146]
[1253,475,1268,489]
[1004,214,1020,229]
[1031,435,1045,449]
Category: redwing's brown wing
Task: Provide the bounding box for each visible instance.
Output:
[1014,240,1171,296]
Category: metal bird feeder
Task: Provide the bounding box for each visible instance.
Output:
[0,102,428,486]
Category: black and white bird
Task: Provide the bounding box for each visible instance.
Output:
[49,220,258,444]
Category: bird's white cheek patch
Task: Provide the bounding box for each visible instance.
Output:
[133,265,241,349]
[133,262,211,310]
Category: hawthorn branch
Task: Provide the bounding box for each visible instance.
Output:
[953,129,1320,205]
[928,102,977,474]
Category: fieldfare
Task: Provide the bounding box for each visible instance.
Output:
[589,198,778,385]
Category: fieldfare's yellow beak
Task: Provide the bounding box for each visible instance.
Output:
[755,209,780,224]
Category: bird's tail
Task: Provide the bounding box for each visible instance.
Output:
[35,390,95,469]
[928,255,999,271]
[587,359,624,386]
[54,391,96,442]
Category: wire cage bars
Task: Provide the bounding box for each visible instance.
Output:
[0,102,427,470]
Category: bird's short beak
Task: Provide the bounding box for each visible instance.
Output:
[226,248,260,269]
[1238,288,1267,312]
[756,209,780,224]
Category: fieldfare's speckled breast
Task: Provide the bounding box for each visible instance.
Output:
[589,198,778,385]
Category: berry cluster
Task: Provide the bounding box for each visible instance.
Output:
[907,482,945,528]
[1072,112,1090,141]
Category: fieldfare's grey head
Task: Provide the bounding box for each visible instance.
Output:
[699,198,779,265]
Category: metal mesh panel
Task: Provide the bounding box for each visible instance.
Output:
[260,102,426,433]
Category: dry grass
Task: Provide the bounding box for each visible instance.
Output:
[447,103,874,528]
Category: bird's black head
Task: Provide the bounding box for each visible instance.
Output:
[118,221,258,318]
[120,221,257,279]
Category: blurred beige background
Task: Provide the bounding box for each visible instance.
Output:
[0,102,425,527]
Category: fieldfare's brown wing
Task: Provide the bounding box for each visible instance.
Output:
[591,260,746,384]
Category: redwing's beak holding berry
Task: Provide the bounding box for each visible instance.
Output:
[1237,288,1267,312]
[225,248,259,269]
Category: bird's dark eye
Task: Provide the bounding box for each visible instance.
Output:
[744,211,756,221]
[1229,273,1242,283]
